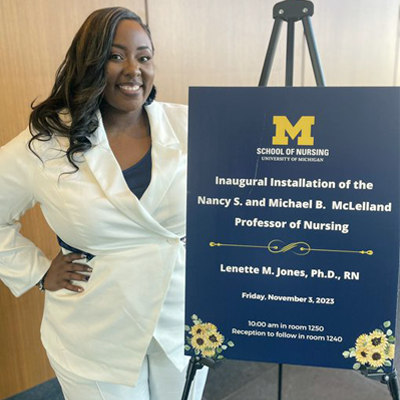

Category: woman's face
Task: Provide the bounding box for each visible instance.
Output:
[102,19,154,115]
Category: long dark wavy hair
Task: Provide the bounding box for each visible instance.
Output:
[29,7,156,171]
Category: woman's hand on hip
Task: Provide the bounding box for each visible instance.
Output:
[44,251,92,292]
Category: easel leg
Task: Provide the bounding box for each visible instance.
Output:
[181,356,214,400]
[387,370,400,400]
[259,19,283,86]
[302,16,325,86]
[181,357,198,400]
[278,364,283,400]
[285,21,295,86]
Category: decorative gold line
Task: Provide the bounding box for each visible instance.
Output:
[301,247,374,255]
[209,241,373,256]
[209,242,268,249]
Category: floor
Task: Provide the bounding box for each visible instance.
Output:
[7,360,395,400]
[202,360,393,400]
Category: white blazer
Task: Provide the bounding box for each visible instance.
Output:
[0,101,189,386]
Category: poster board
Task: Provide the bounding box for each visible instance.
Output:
[185,87,399,373]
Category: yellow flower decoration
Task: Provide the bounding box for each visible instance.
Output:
[367,349,386,368]
[186,315,234,360]
[367,330,388,350]
[355,345,369,365]
[387,344,395,360]
[191,335,207,350]
[203,323,218,333]
[206,331,224,349]
[202,348,216,357]
[343,321,395,372]
[190,324,206,336]
[355,334,369,349]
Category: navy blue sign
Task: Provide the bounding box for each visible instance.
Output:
[185,87,399,372]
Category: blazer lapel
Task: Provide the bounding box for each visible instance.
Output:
[83,106,182,237]
[140,102,183,214]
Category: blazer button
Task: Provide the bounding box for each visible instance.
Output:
[167,238,178,244]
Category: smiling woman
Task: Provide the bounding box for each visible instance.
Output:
[103,20,155,112]
[0,6,207,400]
[102,19,155,171]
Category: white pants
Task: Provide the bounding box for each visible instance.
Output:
[48,339,208,400]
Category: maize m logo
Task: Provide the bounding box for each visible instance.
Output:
[272,116,315,146]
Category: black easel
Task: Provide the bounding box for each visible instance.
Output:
[258,0,325,87]
[258,2,324,398]
[258,2,399,400]
[181,356,215,400]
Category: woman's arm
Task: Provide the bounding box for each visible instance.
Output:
[0,129,51,296]
[0,129,93,295]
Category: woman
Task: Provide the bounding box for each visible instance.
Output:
[0,7,207,400]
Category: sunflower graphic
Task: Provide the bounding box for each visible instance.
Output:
[185,314,234,360]
[206,331,224,349]
[367,349,386,368]
[355,345,369,365]
[190,324,206,336]
[343,321,395,373]
[367,330,388,350]
[191,334,208,351]
[203,322,218,333]
[355,334,369,348]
